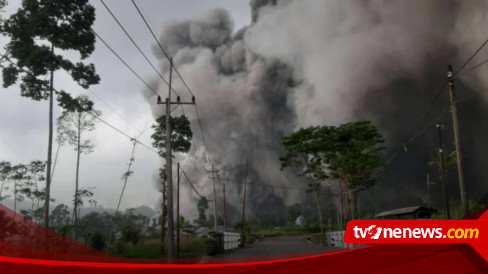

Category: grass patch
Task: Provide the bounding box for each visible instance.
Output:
[257,224,321,238]
[309,233,326,245]
[107,236,206,259]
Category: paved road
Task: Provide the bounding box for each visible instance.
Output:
[208,235,336,259]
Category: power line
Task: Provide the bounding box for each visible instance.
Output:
[454,58,488,80]
[194,104,209,157]
[94,31,160,96]
[98,0,180,97]
[350,90,481,192]
[180,168,208,200]
[129,0,213,167]
[130,0,194,97]
[4,51,159,156]
[86,89,142,135]
[79,105,159,155]
[359,38,488,190]
[454,37,488,76]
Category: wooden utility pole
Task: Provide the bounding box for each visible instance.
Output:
[241,159,249,224]
[437,124,451,219]
[157,58,195,259]
[447,65,468,217]
[176,162,180,259]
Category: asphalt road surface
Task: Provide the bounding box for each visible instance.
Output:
[207,235,337,260]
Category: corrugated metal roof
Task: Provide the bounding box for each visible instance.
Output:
[375,206,436,218]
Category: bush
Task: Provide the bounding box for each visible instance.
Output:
[89,231,105,250]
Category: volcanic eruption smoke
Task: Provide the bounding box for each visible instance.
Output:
[144,0,488,223]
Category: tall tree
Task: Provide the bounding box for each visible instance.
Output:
[0,161,12,202]
[2,0,100,228]
[57,95,100,239]
[20,161,46,217]
[195,197,209,227]
[27,161,46,221]
[316,121,384,222]
[50,203,70,229]
[280,126,329,235]
[10,164,28,219]
[151,115,193,158]
[280,121,384,230]
[151,114,192,254]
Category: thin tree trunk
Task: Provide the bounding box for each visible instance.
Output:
[73,113,81,240]
[0,180,6,200]
[340,169,350,228]
[312,183,324,235]
[350,190,358,220]
[43,44,55,229]
[108,140,137,247]
[13,181,17,221]
[51,140,62,182]
[303,158,325,235]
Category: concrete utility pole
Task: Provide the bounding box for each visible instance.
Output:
[157,58,195,259]
[447,65,468,217]
[176,162,180,259]
[165,58,174,259]
[210,165,218,231]
[223,183,227,230]
[437,124,451,219]
[427,173,431,208]
[241,159,249,224]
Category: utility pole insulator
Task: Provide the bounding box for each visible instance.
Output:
[177,96,181,103]
[192,96,195,104]
[157,95,162,104]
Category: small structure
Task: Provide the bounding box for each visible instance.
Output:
[208,231,241,254]
[375,206,437,219]
[326,231,357,248]
[295,215,305,226]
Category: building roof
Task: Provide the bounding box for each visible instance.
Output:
[375,206,437,218]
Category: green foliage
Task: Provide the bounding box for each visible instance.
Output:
[57,95,100,153]
[118,209,149,246]
[74,187,96,208]
[433,198,488,219]
[280,121,385,191]
[429,148,457,172]
[1,0,100,100]
[108,237,206,259]
[326,121,385,191]
[89,231,105,250]
[151,115,193,158]
[194,197,208,227]
[50,203,70,228]
[77,211,113,244]
[280,126,329,187]
[121,222,141,246]
[0,161,12,201]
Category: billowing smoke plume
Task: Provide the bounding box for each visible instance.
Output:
[145,0,488,222]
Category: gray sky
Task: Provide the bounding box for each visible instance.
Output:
[3,0,488,219]
[0,0,251,211]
